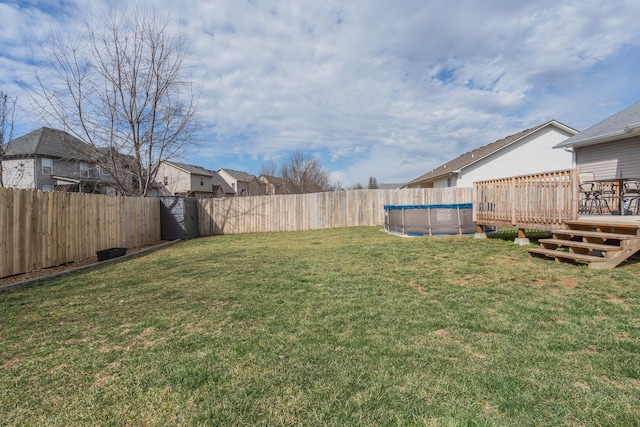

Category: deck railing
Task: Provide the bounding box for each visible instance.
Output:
[474,169,579,231]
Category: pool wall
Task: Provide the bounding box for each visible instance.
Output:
[384,203,475,236]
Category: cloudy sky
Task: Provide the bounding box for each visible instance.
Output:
[2,0,640,187]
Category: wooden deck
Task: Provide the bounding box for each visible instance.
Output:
[527,219,640,269]
[473,169,640,268]
[474,169,578,232]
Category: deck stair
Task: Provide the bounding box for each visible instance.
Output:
[527,220,640,269]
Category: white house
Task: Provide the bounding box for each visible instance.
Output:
[217,168,257,196]
[155,160,217,197]
[406,120,578,188]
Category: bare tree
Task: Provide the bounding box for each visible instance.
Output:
[280,151,331,194]
[258,160,278,178]
[367,176,379,189]
[0,90,17,187]
[30,5,199,196]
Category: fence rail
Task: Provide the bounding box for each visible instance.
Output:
[1,187,161,279]
[198,188,474,236]
[474,169,578,230]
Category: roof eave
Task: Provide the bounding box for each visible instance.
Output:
[554,125,640,149]
[408,170,461,185]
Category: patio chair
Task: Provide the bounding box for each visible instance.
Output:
[578,172,612,214]
[623,180,640,215]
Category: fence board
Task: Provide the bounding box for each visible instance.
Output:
[0,188,161,279]
[197,188,473,236]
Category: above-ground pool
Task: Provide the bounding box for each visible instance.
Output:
[384,203,475,236]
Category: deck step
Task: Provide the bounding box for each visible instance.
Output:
[530,219,640,269]
[527,247,605,263]
[564,219,640,229]
[563,220,640,235]
[550,229,636,240]
[538,238,622,252]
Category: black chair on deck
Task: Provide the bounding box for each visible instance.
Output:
[578,173,612,214]
[623,180,640,215]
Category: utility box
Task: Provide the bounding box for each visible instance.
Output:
[159,196,199,240]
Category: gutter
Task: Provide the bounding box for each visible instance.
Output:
[555,123,640,149]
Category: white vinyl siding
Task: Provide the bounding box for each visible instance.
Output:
[433,176,457,188]
[575,137,640,180]
[456,127,574,187]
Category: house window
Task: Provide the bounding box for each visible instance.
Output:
[200,177,204,186]
[447,177,452,187]
[42,158,53,175]
[163,176,169,185]
[42,185,54,192]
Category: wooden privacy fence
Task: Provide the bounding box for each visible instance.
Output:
[1,187,161,279]
[198,188,473,235]
[474,169,578,231]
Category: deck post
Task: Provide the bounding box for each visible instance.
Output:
[474,224,487,239]
[514,228,530,245]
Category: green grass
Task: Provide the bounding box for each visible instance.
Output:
[1,227,639,426]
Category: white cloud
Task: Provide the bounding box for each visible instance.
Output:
[2,0,640,185]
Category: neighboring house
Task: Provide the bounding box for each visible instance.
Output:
[553,100,640,180]
[217,168,260,196]
[258,174,290,195]
[406,120,578,188]
[156,160,217,197]
[1,127,119,194]
[210,169,236,198]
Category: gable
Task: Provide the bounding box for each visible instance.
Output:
[408,120,577,186]
[219,168,255,182]
[455,126,574,186]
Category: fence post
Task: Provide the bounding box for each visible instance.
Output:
[511,177,517,226]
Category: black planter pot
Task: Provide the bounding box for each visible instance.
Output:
[96,247,127,262]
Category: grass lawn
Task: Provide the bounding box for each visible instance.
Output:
[1,227,639,426]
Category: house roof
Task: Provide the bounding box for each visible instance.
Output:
[164,160,215,176]
[259,174,292,194]
[554,100,640,149]
[407,120,577,185]
[259,174,287,186]
[4,127,92,160]
[218,168,255,182]
[209,170,235,194]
